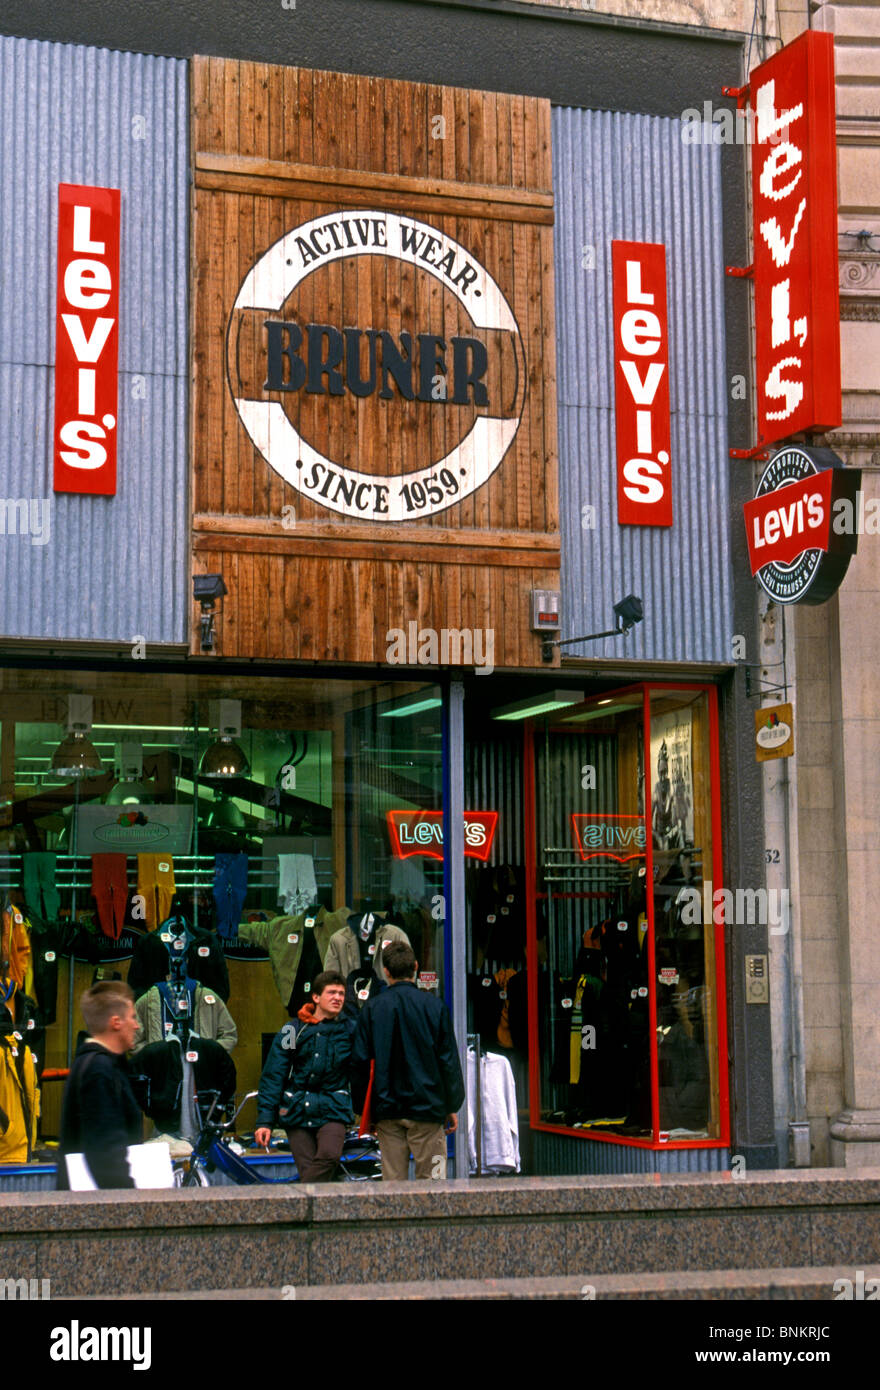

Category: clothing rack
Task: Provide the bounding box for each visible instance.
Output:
[0,852,334,895]
[466,1032,483,1178]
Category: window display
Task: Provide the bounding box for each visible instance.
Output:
[0,669,443,1161]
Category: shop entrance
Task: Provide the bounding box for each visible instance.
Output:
[523,684,729,1159]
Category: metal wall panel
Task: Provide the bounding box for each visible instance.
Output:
[0,36,188,644]
[553,106,733,666]
[532,1130,730,1175]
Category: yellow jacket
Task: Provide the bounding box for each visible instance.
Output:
[0,995,40,1163]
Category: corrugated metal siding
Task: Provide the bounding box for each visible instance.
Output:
[0,36,188,644]
[553,107,733,665]
[531,1131,730,1175]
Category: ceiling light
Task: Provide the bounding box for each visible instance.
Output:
[200,699,250,779]
[50,695,103,779]
[491,691,585,722]
[379,696,443,719]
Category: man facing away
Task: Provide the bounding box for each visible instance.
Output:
[57,980,144,1190]
[352,941,464,1181]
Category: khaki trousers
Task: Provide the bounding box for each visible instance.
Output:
[375,1118,447,1180]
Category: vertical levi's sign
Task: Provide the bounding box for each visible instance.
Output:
[611,241,672,527]
[751,31,840,446]
[53,185,121,495]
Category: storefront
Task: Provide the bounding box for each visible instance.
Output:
[0,14,767,1183]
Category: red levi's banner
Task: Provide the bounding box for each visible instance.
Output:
[743,469,833,574]
[386,810,498,862]
[750,31,841,446]
[53,184,121,495]
[611,240,672,527]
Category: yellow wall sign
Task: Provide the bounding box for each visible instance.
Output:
[755,703,794,762]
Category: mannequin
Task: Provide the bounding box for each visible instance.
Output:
[323,912,411,1006]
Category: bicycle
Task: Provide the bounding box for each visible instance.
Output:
[176,1089,382,1187]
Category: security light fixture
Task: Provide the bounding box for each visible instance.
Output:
[542,594,644,662]
[193,573,228,652]
[50,695,103,779]
[200,699,250,779]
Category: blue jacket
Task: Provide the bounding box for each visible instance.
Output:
[256,1013,354,1130]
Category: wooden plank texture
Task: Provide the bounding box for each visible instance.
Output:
[192,57,559,670]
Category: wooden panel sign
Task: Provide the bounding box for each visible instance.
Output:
[191,59,559,667]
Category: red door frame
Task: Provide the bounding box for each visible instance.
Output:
[524,680,730,1150]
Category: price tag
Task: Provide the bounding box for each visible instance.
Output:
[178,1000,188,1011]
[287,934,299,944]
[499,990,507,1000]
[500,907,510,916]
[197,946,210,958]
[617,920,628,932]
[368,944,377,955]
[481,978,492,989]
[158,861,170,873]
[302,982,310,994]
[561,997,572,1009]
[305,917,315,928]
[185,1050,198,1063]
[44,951,56,962]
[487,914,496,924]
[357,988,369,1001]
[382,940,392,950]
[204,994,216,1005]
[172,939,185,951]
[26,1019,34,1030]
[160,933,172,943]
[638,986,648,998]
[12,1031,21,1042]
[506,895,515,904]
[164,1021,173,1033]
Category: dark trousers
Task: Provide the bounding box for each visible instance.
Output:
[286,1122,346,1182]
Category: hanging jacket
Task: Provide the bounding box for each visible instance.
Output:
[237,905,348,1008]
[256,1004,354,1131]
[324,916,411,985]
[0,987,40,1163]
[131,981,237,1054]
[0,901,31,990]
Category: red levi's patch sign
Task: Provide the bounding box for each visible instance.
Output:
[53,184,121,495]
[750,31,841,446]
[744,470,833,574]
[611,241,672,527]
[386,810,498,862]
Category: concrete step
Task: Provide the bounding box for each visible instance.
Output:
[64,1265,879,1300]
[7,1169,880,1297]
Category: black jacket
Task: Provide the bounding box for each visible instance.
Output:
[257,1014,354,1131]
[352,981,465,1123]
[57,1041,144,1190]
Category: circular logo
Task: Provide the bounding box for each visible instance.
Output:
[754,447,823,604]
[227,210,526,522]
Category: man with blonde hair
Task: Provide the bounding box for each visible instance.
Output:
[57,980,144,1190]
